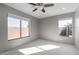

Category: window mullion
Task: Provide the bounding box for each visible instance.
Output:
[20,19,22,38]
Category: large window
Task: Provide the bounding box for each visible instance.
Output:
[8,14,30,40]
[58,18,72,37]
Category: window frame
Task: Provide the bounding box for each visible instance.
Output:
[8,13,30,41]
[58,17,73,37]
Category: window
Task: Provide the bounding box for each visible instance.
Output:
[8,17,20,40]
[8,14,30,40]
[58,18,72,37]
[21,20,29,37]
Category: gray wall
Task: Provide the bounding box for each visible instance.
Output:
[39,13,75,44]
[0,3,77,52]
[75,6,79,49]
[0,4,38,52]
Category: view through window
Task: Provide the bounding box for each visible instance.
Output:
[8,15,30,40]
[21,20,29,37]
[58,18,72,37]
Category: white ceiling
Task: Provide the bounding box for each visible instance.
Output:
[4,3,79,19]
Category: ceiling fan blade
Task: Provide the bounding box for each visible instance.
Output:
[42,8,45,13]
[44,3,54,7]
[29,3,37,6]
[33,8,38,12]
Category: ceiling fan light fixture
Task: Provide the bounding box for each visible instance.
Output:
[29,3,54,13]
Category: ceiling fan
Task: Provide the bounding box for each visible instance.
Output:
[28,3,54,13]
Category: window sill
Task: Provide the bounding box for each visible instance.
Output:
[8,36,30,41]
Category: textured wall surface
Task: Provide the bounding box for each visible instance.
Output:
[39,13,75,44]
[0,4,38,52]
